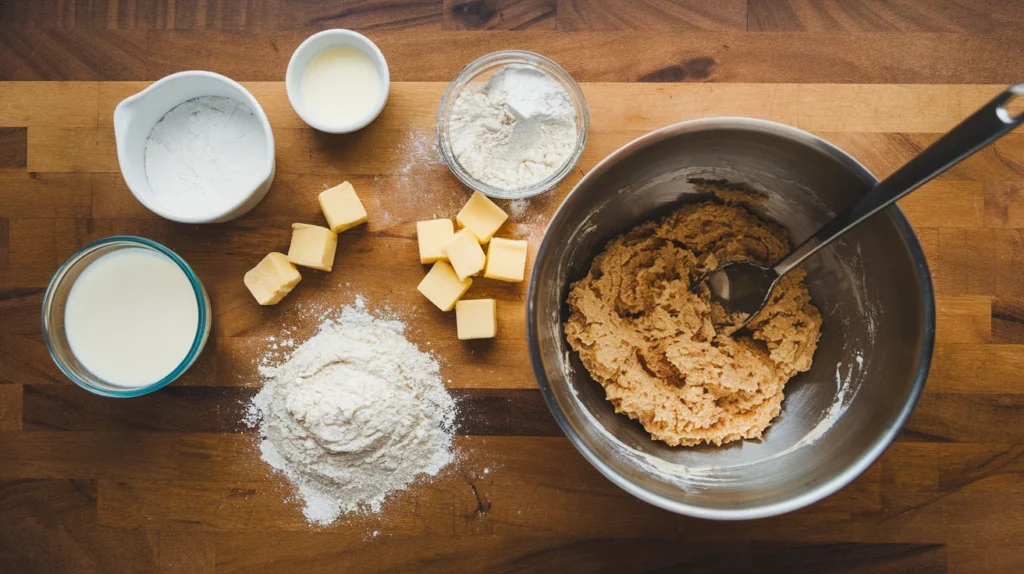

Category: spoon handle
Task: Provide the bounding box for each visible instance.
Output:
[774,84,1024,277]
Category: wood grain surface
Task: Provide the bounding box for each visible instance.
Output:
[2,2,1024,573]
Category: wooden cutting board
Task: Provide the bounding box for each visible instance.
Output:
[2,78,1023,571]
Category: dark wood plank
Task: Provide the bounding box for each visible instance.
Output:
[0,385,23,431]
[213,535,947,573]
[22,385,255,432]
[452,389,560,435]
[0,431,181,480]
[0,523,159,574]
[0,478,97,529]
[948,544,1024,574]
[904,393,1024,443]
[22,385,559,435]
[0,128,27,170]
[4,28,1024,83]
[748,0,992,32]
[245,0,444,31]
[558,0,747,31]
[0,29,147,80]
[0,287,48,337]
[157,531,216,574]
[96,478,458,532]
[0,332,68,386]
[992,0,1024,32]
[139,30,1024,84]
[0,217,9,269]
[161,0,254,30]
[938,443,1024,494]
[444,0,556,30]
[0,0,444,31]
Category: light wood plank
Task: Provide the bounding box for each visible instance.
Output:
[934,295,991,344]
[898,180,985,230]
[0,82,98,128]
[932,344,1024,393]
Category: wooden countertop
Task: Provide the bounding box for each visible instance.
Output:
[2,2,1024,573]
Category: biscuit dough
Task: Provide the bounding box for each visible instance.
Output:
[564,202,822,447]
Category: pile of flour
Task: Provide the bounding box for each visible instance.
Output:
[449,64,577,191]
[248,300,457,525]
[144,96,267,217]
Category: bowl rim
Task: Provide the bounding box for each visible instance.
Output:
[285,29,391,134]
[41,235,211,398]
[435,49,590,200]
[113,70,276,224]
[525,116,936,520]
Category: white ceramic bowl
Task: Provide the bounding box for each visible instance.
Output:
[286,29,390,134]
[112,71,276,224]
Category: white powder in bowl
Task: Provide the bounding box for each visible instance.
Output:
[247,300,456,525]
[449,64,578,191]
[144,96,268,218]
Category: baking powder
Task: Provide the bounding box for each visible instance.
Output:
[247,299,457,525]
[449,64,577,191]
[144,96,267,217]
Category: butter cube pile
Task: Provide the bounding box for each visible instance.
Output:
[417,261,472,312]
[415,191,530,340]
[485,238,528,282]
[444,229,486,281]
[244,181,367,305]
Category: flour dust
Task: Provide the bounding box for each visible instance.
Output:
[245,297,458,525]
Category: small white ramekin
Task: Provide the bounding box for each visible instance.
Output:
[286,29,390,134]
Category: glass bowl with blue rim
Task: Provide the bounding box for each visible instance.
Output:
[41,236,212,397]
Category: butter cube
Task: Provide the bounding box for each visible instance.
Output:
[244,252,302,305]
[456,299,497,340]
[484,237,528,283]
[417,260,472,312]
[416,219,455,264]
[318,181,368,233]
[444,229,486,281]
[287,223,337,272]
[456,191,508,244]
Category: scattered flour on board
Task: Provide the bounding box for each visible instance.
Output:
[371,128,464,225]
[245,297,458,525]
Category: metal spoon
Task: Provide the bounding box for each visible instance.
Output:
[704,84,1024,328]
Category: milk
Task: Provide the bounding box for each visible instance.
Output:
[64,248,199,388]
[299,46,382,127]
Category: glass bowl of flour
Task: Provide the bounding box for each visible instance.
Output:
[437,51,589,199]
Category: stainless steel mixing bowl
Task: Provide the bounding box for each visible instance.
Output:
[526,118,935,520]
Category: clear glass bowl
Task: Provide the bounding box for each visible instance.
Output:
[437,50,590,200]
[41,236,212,398]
